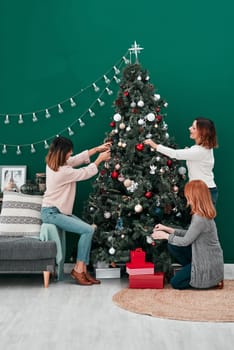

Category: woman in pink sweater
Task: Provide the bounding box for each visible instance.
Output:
[41,136,111,285]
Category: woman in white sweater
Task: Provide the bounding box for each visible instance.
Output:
[41,136,111,285]
[151,180,224,289]
[144,117,218,205]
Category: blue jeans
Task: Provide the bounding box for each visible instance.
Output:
[41,207,95,264]
[168,243,192,290]
[209,187,218,206]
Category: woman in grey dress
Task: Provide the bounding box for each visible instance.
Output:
[151,180,224,289]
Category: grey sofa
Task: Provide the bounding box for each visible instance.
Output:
[0,236,57,287]
[0,192,58,287]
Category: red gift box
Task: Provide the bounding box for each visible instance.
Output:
[129,272,164,289]
[130,248,146,266]
[126,262,154,275]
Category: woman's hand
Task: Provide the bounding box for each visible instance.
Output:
[94,150,111,166]
[153,223,175,234]
[143,139,158,150]
[151,230,169,240]
[154,223,168,232]
[96,142,112,153]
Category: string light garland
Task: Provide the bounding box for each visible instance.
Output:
[0,42,145,156]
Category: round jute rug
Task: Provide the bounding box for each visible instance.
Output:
[112,280,234,322]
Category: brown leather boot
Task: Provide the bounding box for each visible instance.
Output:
[71,269,92,285]
[85,271,101,284]
[215,280,224,289]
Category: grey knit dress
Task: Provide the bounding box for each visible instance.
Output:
[168,214,224,288]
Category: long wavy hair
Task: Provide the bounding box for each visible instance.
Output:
[184,180,216,219]
[46,136,73,171]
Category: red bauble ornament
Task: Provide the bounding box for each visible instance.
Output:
[167,159,172,167]
[156,115,162,122]
[110,121,116,128]
[144,191,153,199]
[135,143,144,151]
[156,107,161,112]
[124,91,129,96]
[111,170,119,179]
[100,169,106,176]
[115,98,123,106]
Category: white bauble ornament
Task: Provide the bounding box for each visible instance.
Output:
[137,75,142,81]
[115,164,121,170]
[146,113,155,122]
[122,142,127,148]
[165,133,169,139]
[126,126,131,132]
[137,100,144,107]
[118,141,122,147]
[104,211,111,219]
[173,185,179,193]
[124,179,132,188]
[109,247,115,255]
[119,122,126,129]
[113,113,121,122]
[130,101,136,108]
[138,118,145,125]
[145,75,150,81]
[178,166,187,175]
[164,102,168,108]
[134,204,143,213]
[154,94,161,101]
[146,133,152,138]
[156,156,161,162]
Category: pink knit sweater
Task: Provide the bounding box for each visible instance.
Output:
[42,150,98,215]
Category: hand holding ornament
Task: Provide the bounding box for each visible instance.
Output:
[143,139,158,150]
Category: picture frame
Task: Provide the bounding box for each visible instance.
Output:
[0,165,27,192]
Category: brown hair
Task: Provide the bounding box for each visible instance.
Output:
[46,137,73,171]
[196,117,218,149]
[184,180,216,219]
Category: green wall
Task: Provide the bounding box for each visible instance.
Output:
[0,1,233,262]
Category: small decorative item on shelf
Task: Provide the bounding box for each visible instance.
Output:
[35,173,46,194]
[20,180,38,195]
[4,178,19,192]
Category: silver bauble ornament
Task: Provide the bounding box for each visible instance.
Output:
[178,166,187,175]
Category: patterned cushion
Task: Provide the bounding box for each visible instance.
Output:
[0,192,42,237]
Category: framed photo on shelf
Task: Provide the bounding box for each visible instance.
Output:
[0,165,27,192]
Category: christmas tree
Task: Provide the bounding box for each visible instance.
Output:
[83,44,190,276]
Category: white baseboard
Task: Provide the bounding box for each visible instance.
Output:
[64,263,234,279]
[224,264,234,279]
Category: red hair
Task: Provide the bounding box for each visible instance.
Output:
[184,180,216,219]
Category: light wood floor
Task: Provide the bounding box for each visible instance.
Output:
[0,273,233,350]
